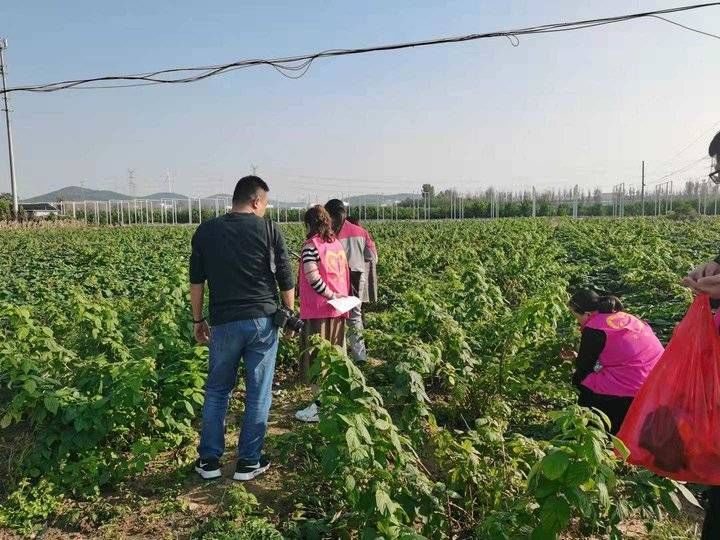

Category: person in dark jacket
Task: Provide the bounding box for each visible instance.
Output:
[189,176,295,482]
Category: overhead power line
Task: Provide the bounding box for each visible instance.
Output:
[648,155,711,186]
[3,2,719,94]
[650,14,720,40]
[660,119,720,166]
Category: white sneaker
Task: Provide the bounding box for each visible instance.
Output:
[233,457,270,481]
[295,402,320,423]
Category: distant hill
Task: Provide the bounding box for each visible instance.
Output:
[22,186,131,203]
[141,192,190,200]
[23,186,420,206]
[22,186,192,203]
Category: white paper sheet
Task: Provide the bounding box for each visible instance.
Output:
[328,295,362,314]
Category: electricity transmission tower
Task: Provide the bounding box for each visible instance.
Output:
[127,169,137,197]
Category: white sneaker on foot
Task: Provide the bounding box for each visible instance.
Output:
[194,457,222,480]
[295,402,320,423]
[233,457,270,481]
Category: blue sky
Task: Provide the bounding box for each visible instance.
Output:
[1,0,718,201]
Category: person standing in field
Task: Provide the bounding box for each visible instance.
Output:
[566,289,664,434]
[324,199,378,364]
[686,131,720,285]
[683,128,720,539]
[189,176,295,482]
[295,205,350,423]
[681,272,720,540]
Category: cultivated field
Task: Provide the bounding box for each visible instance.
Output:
[0,218,714,539]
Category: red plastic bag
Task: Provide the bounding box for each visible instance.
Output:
[617,294,720,483]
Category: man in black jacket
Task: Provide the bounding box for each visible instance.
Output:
[189,176,294,482]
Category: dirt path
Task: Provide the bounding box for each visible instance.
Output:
[14,384,313,540]
[180,387,307,518]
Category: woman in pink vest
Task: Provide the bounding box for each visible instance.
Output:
[568,289,664,434]
[295,205,350,423]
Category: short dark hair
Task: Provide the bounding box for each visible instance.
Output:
[569,289,624,314]
[324,199,347,233]
[232,176,269,205]
[325,199,346,217]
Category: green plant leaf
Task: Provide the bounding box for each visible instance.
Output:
[531,523,558,540]
[23,379,37,394]
[597,481,610,510]
[564,462,592,487]
[541,495,572,530]
[182,400,194,415]
[43,396,60,415]
[375,488,394,516]
[542,451,569,480]
[674,482,701,508]
[611,435,630,461]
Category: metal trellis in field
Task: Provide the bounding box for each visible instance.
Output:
[655,181,674,216]
[612,183,626,218]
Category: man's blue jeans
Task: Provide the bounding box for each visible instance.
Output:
[198,317,278,463]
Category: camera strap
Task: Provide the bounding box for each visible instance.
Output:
[265,219,277,275]
[265,219,283,318]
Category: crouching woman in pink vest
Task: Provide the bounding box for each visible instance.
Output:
[568,289,664,434]
[295,205,350,423]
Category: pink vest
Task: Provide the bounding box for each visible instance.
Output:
[299,235,350,320]
[582,312,664,397]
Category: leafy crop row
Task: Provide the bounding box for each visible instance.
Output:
[1,218,717,537]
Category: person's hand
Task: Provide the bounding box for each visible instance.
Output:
[559,348,578,362]
[194,320,210,344]
[682,276,701,295]
[687,260,720,282]
[683,274,720,299]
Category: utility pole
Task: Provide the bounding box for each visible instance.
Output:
[0,39,18,217]
[640,161,646,217]
[251,163,258,175]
